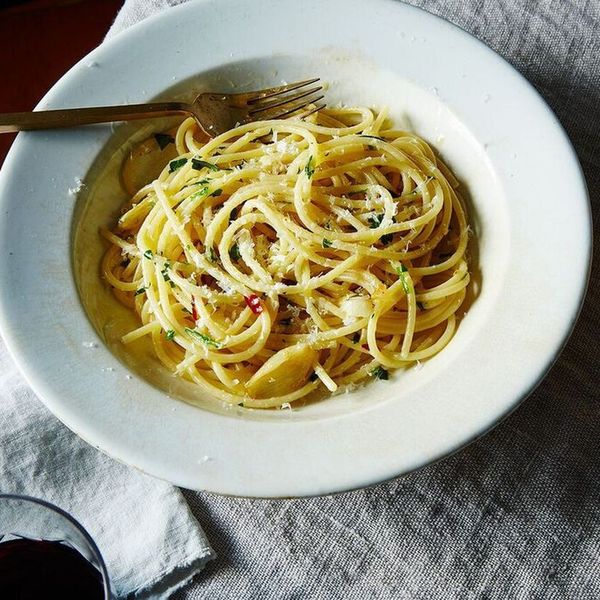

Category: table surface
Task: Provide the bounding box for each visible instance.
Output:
[0,0,123,167]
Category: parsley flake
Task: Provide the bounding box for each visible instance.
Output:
[191,158,219,171]
[207,247,218,263]
[165,329,176,341]
[169,158,187,173]
[370,365,389,380]
[368,214,384,228]
[184,328,221,348]
[229,243,241,261]
[394,262,412,294]
[143,249,154,260]
[322,238,333,248]
[304,155,315,178]
[190,187,210,201]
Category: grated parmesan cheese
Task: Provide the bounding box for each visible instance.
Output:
[68,178,85,196]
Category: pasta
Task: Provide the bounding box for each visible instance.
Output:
[101,107,471,408]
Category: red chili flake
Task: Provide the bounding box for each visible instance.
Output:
[244,294,263,315]
[362,344,369,350]
[191,296,199,321]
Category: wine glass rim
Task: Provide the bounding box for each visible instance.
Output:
[0,493,112,599]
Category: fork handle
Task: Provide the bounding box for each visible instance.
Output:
[0,102,193,133]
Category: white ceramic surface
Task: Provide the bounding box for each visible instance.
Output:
[0,0,590,497]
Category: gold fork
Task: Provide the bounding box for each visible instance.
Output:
[0,78,324,138]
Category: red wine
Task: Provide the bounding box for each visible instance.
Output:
[0,538,104,599]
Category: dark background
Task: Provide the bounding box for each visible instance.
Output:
[0,0,123,166]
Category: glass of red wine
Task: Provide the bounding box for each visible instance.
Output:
[0,494,113,599]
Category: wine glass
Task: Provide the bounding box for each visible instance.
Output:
[0,494,113,599]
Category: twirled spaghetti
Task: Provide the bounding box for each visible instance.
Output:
[101,107,471,408]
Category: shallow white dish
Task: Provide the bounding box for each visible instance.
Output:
[0,0,591,497]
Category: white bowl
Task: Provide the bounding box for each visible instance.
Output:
[0,0,591,497]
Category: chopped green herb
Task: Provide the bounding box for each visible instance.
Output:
[184,327,221,348]
[190,178,210,186]
[165,329,176,341]
[211,188,223,197]
[229,243,241,261]
[393,262,411,295]
[309,371,318,382]
[190,187,210,201]
[154,133,175,150]
[380,233,393,245]
[143,249,154,260]
[230,206,239,220]
[370,365,389,380]
[361,134,384,141]
[160,261,174,286]
[368,214,384,228]
[207,247,218,263]
[134,287,147,296]
[191,158,219,171]
[417,301,425,311]
[322,238,333,248]
[304,155,315,178]
[169,158,187,173]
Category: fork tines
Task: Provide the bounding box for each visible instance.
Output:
[247,78,325,121]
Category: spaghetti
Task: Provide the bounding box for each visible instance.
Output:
[101,107,471,408]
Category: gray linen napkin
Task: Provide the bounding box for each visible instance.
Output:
[0,343,214,599]
[109,0,600,598]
